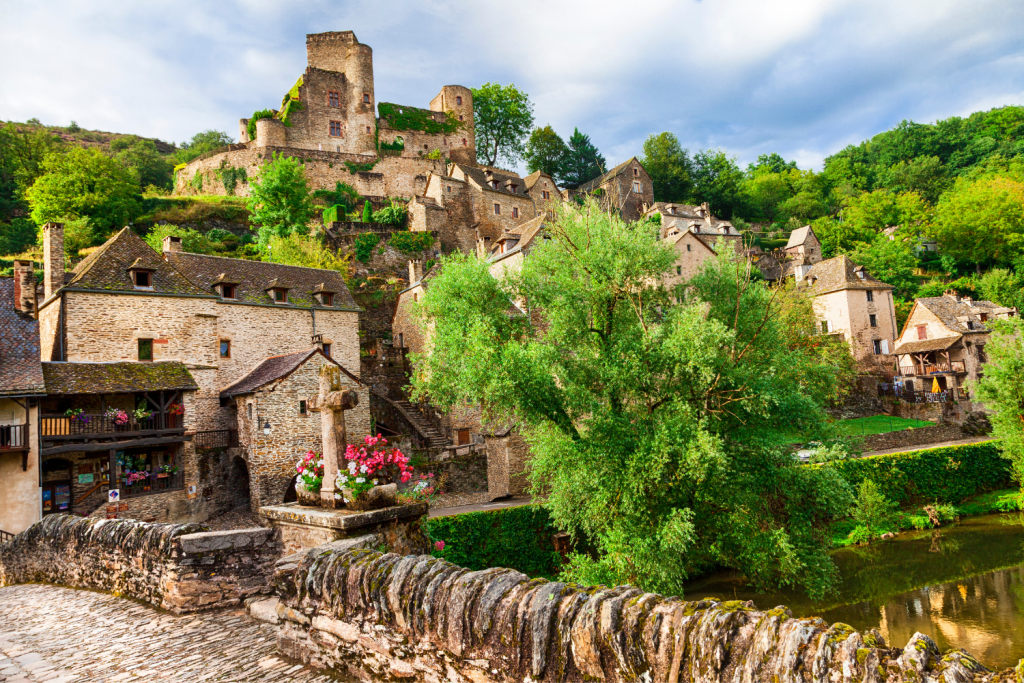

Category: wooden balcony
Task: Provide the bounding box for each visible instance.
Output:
[888,360,966,379]
[0,423,29,452]
[40,412,188,457]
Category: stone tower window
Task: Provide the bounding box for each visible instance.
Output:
[494,203,500,215]
[456,96,463,105]
[363,93,370,103]
[512,207,519,218]
[138,339,153,362]
[459,115,464,121]
[328,91,340,107]
[366,126,372,134]
[330,121,343,137]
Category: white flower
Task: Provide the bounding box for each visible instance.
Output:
[359,464,368,474]
[317,460,324,467]
[348,461,358,474]
[372,479,378,485]
[355,477,365,484]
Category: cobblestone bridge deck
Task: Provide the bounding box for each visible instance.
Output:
[0,585,337,682]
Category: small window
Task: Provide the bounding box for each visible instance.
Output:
[330,121,343,137]
[366,125,372,134]
[319,292,333,306]
[272,289,287,303]
[247,403,252,420]
[873,339,882,355]
[398,333,404,348]
[866,290,874,302]
[632,181,642,193]
[512,207,519,218]
[980,312,989,322]
[138,338,153,362]
[869,314,877,328]
[456,95,463,105]
[322,343,331,358]
[221,284,235,299]
[821,321,829,334]
[676,266,681,275]
[446,186,451,192]
[132,270,152,288]
[494,203,501,215]
[462,138,467,146]
[686,244,691,252]
[220,340,230,358]
[413,293,418,302]
[917,325,927,340]
[633,168,639,176]
[363,93,370,103]
[459,114,464,121]
[542,190,550,200]
[299,400,307,415]
[328,91,340,107]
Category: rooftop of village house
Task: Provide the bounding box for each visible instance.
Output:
[219,348,357,398]
[0,276,44,397]
[802,255,893,294]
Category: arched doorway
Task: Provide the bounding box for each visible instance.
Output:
[283,474,298,503]
[41,458,73,515]
[227,456,251,511]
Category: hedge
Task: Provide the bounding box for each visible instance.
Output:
[425,505,562,579]
[815,441,1010,506]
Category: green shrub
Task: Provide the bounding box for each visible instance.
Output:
[378,103,460,135]
[361,201,373,223]
[345,160,378,174]
[371,201,408,226]
[216,162,247,196]
[379,137,405,152]
[247,109,275,141]
[353,233,380,262]
[389,231,434,254]
[816,441,1010,506]
[323,204,348,224]
[850,479,898,539]
[425,505,562,579]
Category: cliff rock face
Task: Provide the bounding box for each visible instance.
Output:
[274,546,1024,683]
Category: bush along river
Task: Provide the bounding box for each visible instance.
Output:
[683,512,1024,671]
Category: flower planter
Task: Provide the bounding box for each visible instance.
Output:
[157,473,169,479]
[345,483,397,511]
[296,485,320,506]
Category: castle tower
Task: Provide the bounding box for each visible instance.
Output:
[431,86,476,165]
[306,31,376,155]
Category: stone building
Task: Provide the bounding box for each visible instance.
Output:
[781,225,823,279]
[411,164,562,254]
[801,255,899,368]
[174,31,474,202]
[28,222,368,523]
[890,293,1018,404]
[0,267,45,535]
[574,157,654,222]
[637,202,741,291]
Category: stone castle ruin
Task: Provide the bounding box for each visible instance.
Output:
[174,30,475,200]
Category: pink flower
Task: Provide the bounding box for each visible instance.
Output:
[434,541,445,551]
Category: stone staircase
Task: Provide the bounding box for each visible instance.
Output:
[392,399,449,448]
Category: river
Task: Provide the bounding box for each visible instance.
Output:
[683,512,1024,671]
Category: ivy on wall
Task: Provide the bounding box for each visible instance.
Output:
[354,233,380,262]
[425,505,562,579]
[189,172,203,193]
[344,160,378,174]
[247,109,275,141]
[378,103,460,135]
[389,231,433,254]
[379,137,405,152]
[216,161,247,196]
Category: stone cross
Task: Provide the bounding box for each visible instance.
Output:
[308,365,359,509]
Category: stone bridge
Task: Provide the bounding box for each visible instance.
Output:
[1,515,1023,683]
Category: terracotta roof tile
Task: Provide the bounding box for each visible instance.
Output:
[0,278,44,396]
[42,361,198,395]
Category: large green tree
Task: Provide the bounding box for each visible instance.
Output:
[471,83,534,167]
[523,125,567,178]
[972,317,1024,485]
[848,235,919,299]
[691,149,746,218]
[246,153,315,249]
[111,135,173,189]
[928,174,1024,269]
[641,132,693,203]
[411,200,855,598]
[26,147,142,232]
[173,130,234,165]
[0,122,64,221]
[560,128,606,189]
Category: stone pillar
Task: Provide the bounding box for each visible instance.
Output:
[408,259,422,284]
[42,222,64,301]
[163,235,183,253]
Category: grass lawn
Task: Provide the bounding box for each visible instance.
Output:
[835,415,933,437]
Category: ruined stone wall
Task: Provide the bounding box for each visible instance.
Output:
[392,285,429,359]
[0,516,280,614]
[423,175,476,253]
[272,546,1019,683]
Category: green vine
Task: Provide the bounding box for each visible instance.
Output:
[378,102,460,135]
[389,231,433,254]
[189,172,204,193]
[247,109,275,141]
[216,161,247,196]
[379,137,405,152]
[354,233,380,262]
[345,159,378,174]
[323,204,350,223]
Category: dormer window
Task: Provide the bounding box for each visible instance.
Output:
[220,284,236,299]
[317,292,334,306]
[132,270,152,289]
[980,312,989,322]
[271,288,288,303]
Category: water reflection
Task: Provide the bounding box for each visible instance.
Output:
[683,513,1024,670]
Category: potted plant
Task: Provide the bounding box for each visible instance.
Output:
[337,434,413,510]
[294,450,324,505]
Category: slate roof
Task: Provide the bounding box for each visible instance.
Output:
[488,216,547,262]
[577,157,639,194]
[523,170,558,193]
[164,252,358,310]
[65,228,210,296]
[0,278,45,396]
[785,226,815,249]
[892,337,962,355]
[453,164,529,197]
[913,297,1001,336]
[220,348,359,397]
[42,362,199,395]
[804,255,893,294]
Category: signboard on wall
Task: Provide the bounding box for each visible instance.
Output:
[188,484,197,499]
[78,473,94,484]
[108,489,120,503]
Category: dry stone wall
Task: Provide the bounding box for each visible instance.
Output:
[0,515,281,614]
[859,424,967,452]
[273,546,1024,683]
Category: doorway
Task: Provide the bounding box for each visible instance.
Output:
[41,458,72,515]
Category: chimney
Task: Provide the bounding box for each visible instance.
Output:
[13,260,37,317]
[311,332,324,351]
[42,222,64,300]
[408,259,423,284]
[163,235,183,253]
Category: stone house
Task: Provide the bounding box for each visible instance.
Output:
[30,222,367,523]
[889,293,1018,405]
[637,202,741,291]
[174,31,474,202]
[411,164,562,254]
[0,266,45,535]
[801,255,899,368]
[575,157,654,222]
[782,225,823,278]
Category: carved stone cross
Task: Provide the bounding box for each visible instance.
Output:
[307,365,359,509]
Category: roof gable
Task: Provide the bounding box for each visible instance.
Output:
[805,255,893,293]
[0,278,44,396]
[220,348,359,397]
[577,157,645,193]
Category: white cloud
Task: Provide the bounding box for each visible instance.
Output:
[0,0,1021,169]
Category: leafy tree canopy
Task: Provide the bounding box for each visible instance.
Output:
[173,130,234,165]
[111,135,174,190]
[0,122,65,221]
[471,83,534,167]
[560,128,606,190]
[411,199,856,598]
[246,153,314,249]
[641,132,693,203]
[523,125,567,179]
[26,146,142,232]
[928,174,1024,269]
[848,235,919,299]
[972,317,1024,485]
[748,152,798,175]
[691,149,746,218]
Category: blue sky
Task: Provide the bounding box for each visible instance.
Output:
[2,0,1022,171]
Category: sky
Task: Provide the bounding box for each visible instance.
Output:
[2,0,1023,172]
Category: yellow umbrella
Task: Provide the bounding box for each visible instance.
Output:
[931,377,941,393]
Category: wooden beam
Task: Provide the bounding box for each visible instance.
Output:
[41,435,191,457]
[41,428,185,442]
